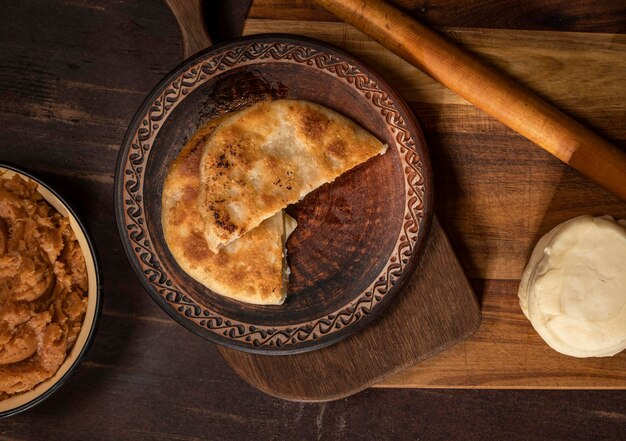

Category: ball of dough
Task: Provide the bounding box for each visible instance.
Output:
[518,215,626,358]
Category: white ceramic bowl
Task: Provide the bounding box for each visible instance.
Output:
[0,163,102,418]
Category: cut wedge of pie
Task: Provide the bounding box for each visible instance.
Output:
[162,100,387,305]
[198,99,387,252]
[162,116,296,305]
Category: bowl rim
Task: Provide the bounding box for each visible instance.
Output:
[114,33,433,354]
[0,162,103,419]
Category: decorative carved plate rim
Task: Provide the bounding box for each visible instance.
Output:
[114,34,432,354]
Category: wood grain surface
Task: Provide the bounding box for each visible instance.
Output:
[0,0,625,439]
[220,218,480,400]
[313,0,626,201]
[164,0,211,56]
[243,17,626,280]
[248,0,626,33]
[243,0,626,389]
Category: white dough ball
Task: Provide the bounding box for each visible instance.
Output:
[518,215,626,358]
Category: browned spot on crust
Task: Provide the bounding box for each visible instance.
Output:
[216,153,230,169]
[266,156,279,169]
[183,232,210,263]
[219,252,232,266]
[169,206,185,227]
[328,139,347,159]
[182,187,197,202]
[210,207,236,233]
[178,135,209,177]
[261,194,274,206]
[300,109,330,140]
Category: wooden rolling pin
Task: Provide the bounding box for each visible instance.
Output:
[315,0,626,201]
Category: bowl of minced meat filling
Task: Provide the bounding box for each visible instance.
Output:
[0,164,101,418]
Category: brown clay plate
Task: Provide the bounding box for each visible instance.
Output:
[114,34,432,354]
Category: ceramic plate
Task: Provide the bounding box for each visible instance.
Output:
[115,34,432,354]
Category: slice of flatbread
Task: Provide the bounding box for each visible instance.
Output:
[198,99,387,252]
[162,116,296,305]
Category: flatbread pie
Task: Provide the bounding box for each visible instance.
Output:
[162,116,297,305]
[198,99,387,252]
[163,100,388,305]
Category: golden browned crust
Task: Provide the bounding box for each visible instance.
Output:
[198,99,387,252]
[161,115,292,305]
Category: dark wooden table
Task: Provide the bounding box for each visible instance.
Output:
[0,1,624,439]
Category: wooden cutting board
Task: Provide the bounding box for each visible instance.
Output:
[221,217,480,400]
[220,0,626,390]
